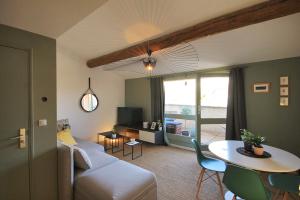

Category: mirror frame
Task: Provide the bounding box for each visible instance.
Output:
[80,77,99,112]
[80,93,99,112]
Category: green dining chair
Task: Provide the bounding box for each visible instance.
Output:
[191,139,226,199]
[268,173,300,200]
[223,164,271,200]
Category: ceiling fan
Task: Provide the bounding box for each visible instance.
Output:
[101,42,199,77]
[142,48,157,72]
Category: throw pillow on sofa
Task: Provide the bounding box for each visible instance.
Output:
[57,128,77,145]
[73,146,93,170]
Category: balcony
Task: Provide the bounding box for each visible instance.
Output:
[165,104,226,145]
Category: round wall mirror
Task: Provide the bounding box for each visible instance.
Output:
[80,78,99,112]
[81,93,98,112]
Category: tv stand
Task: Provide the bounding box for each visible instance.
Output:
[114,125,164,145]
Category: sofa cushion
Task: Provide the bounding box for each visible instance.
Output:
[75,137,104,153]
[74,138,117,172]
[73,146,93,170]
[74,160,157,200]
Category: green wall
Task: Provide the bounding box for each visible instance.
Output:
[125,57,300,156]
[244,57,300,157]
[125,78,152,122]
[0,25,57,200]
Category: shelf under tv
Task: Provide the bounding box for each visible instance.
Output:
[114,125,164,145]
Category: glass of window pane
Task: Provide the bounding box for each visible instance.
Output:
[165,118,196,138]
[164,79,196,138]
[201,124,226,145]
[200,77,229,118]
[164,79,196,115]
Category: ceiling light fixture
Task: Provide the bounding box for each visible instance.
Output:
[143,47,156,73]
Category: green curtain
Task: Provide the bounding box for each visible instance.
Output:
[150,77,169,145]
[150,77,165,122]
[226,67,247,140]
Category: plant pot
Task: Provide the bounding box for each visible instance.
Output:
[253,146,264,156]
[243,141,253,152]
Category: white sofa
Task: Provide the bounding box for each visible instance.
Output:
[57,138,157,200]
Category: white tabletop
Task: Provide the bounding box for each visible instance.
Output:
[208,140,300,173]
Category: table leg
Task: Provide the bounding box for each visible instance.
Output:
[131,145,134,160]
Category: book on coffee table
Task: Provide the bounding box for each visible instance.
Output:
[126,141,140,146]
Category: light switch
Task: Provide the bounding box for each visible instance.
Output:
[38,119,47,127]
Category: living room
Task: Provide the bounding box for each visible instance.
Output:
[1,1,300,200]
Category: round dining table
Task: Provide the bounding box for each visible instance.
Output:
[208,140,300,199]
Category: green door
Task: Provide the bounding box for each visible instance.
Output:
[0,45,31,200]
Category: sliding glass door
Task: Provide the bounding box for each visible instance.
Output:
[163,73,229,149]
[164,78,196,148]
[199,76,229,147]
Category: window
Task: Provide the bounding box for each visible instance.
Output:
[164,79,196,138]
[200,77,229,118]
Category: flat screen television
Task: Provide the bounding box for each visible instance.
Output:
[117,107,143,128]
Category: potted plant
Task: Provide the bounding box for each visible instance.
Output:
[240,129,254,152]
[252,135,266,156]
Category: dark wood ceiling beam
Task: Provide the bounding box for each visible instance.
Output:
[87,0,300,68]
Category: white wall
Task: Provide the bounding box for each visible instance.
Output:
[57,46,125,142]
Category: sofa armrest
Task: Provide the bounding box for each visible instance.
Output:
[57,142,74,200]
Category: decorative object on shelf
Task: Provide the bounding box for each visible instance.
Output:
[143,121,149,129]
[253,82,271,93]
[279,76,289,107]
[80,77,99,112]
[280,97,289,106]
[280,76,288,86]
[157,120,163,131]
[150,122,157,130]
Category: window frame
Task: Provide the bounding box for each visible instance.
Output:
[162,71,230,148]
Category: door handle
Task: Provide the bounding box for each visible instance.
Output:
[19,128,26,148]
[0,129,26,148]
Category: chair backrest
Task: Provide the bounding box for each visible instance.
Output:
[191,139,207,164]
[223,164,270,200]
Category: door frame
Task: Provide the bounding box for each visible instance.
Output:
[196,72,229,150]
[163,71,229,149]
[164,76,197,148]
[0,43,34,199]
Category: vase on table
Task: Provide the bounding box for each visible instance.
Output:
[253,145,264,156]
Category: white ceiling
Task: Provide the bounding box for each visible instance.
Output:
[104,13,300,79]
[1,0,299,79]
[0,0,108,38]
[57,0,265,58]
